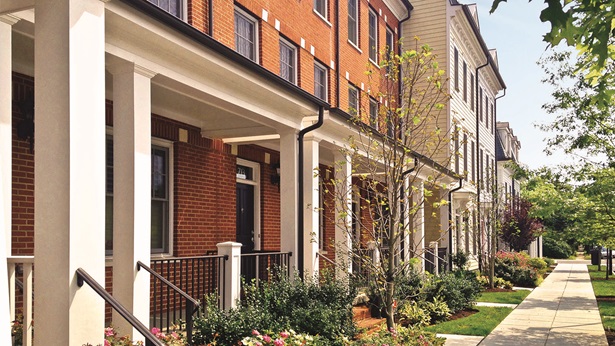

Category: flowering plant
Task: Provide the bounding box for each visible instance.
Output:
[241,329,322,346]
[83,326,186,346]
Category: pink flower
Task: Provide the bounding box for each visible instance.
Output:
[255,343,262,346]
[280,331,290,339]
[263,335,272,342]
[273,339,285,346]
[104,340,111,346]
[104,327,114,337]
[151,327,161,335]
[252,329,260,336]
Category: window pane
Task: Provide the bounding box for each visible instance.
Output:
[369,100,378,129]
[151,200,167,252]
[105,195,113,252]
[235,11,256,61]
[147,0,181,18]
[280,41,296,84]
[348,87,358,115]
[314,0,326,17]
[314,64,327,101]
[106,137,113,194]
[152,148,167,199]
[369,10,377,61]
[348,0,357,44]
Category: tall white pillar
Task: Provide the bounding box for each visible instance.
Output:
[302,136,320,278]
[0,14,18,346]
[412,181,425,271]
[440,189,450,249]
[33,1,107,345]
[217,242,242,309]
[334,151,352,280]
[401,176,411,265]
[279,129,298,270]
[109,62,155,340]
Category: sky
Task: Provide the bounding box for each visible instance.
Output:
[471,0,573,169]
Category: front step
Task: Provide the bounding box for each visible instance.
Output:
[353,305,384,334]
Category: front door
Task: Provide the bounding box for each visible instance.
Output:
[236,183,255,253]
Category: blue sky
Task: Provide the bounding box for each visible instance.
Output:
[472,0,570,169]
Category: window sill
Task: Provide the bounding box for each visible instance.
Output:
[313,9,332,27]
[369,58,380,69]
[348,40,362,54]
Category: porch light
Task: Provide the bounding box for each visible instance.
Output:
[271,162,281,186]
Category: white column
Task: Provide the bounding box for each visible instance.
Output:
[401,176,411,265]
[33,1,106,345]
[539,235,543,258]
[334,151,352,280]
[302,136,320,278]
[217,242,242,309]
[440,189,450,249]
[412,181,425,271]
[109,62,155,340]
[279,129,298,270]
[0,15,18,346]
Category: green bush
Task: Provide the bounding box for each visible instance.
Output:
[527,258,548,275]
[476,275,513,290]
[423,271,482,313]
[421,296,451,324]
[494,251,540,287]
[353,325,445,346]
[397,301,430,328]
[542,237,575,259]
[543,257,556,267]
[193,271,356,346]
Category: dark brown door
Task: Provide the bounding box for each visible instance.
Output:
[236,183,255,253]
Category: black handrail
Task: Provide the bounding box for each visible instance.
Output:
[75,268,164,346]
[137,261,200,345]
[240,251,293,257]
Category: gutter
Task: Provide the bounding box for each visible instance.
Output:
[297,107,325,278]
[448,178,463,269]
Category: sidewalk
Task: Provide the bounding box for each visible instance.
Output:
[478,260,607,345]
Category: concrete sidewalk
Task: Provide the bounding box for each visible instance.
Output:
[478,260,607,346]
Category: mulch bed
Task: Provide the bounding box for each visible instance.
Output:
[606,330,615,345]
[597,297,615,302]
[483,288,514,293]
[448,308,479,321]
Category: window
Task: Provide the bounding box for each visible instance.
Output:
[463,133,468,176]
[348,85,359,115]
[314,62,328,101]
[454,47,459,90]
[470,73,475,111]
[369,98,379,129]
[479,148,484,187]
[279,38,297,84]
[454,127,460,173]
[106,137,171,254]
[148,0,183,19]
[386,111,394,138]
[491,103,495,134]
[386,27,394,56]
[348,0,358,45]
[368,8,378,62]
[314,0,327,18]
[471,140,475,182]
[485,154,490,187]
[235,9,258,62]
[479,87,483,122]
[463,61,467,102]
[485,96,489,128]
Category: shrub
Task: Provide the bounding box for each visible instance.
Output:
[542,237,575,259]
[543,257,556,267]
[397,301,430,328]
[476,275,513,290]
[241,329,326,346]
[494,251,540,287]
[353,325,445,346]
[423,271,482,313]
[193,270,356,346]
[527,258,548,275]
[421,296,451,324]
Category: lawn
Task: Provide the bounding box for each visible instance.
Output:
[424,306,513,336]
[588,265,615,332]
[478,290,531,304]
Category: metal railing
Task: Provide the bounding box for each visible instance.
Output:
[137,261,199,345]
[8,256,34,346]
[240,251,292,286]
[75,268,164,346]
[150,254,227,318]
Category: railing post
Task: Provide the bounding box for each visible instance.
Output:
[217,242,242,310]
[22,262,32,346]
[186,300,194,346]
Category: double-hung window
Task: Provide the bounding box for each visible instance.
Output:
[463,61,468,102]
[314,62,328,101]
[369,98,379,129]
[148,0,183,19]
[235,9,258,62]
[106,137,171,254]
[348,0,359,46]
[454,47,459,90]
[348,85,359,116]
[314,0,327,19]
[279,38,297,84]
[368,8,378,62]
[470,73,475,111]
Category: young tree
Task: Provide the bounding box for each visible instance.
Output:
[325,39,455,330]
[499,198,543,251]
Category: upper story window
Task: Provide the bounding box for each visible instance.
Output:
[386,27,395,55]
[314,0,328,19]
[369,98,379,129]
[314,62,328,101]
[485,96,490,129]
[235,8,258,62]
[348,84,359,116]
[470,72,475,111]
[280,38,297,84]
[479,87,483,121]
[148,0,183,19]
[348,0,359,46]
[454,47,459,91]
[368,8,378,62]
[463,61,468,102]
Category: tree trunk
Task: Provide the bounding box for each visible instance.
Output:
[385,280,395,330]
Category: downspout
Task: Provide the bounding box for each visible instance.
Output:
[399,157,418,264]
[491,88,506,286]
[297,106,325,279]
[208,0,213,35]
[397,3,413,106]
[335,0,340,106]
[448,178,463,269]
[475,61,488,271]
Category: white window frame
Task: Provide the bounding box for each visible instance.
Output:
[234,7,259,63]
[369,98,379,130]
[279,37,298,84]
[368,8,378,64]
[236,158,262,251]
[348,84,359,116]
[314,0,328,20]
[147,0,186,20]
[314,62,328,101]
[348,0,359,46]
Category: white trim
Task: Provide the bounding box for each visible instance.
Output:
[234,6,260,64]
[151,137,174,256]
[236,158,262,251]
[368,7,378,63]
[312,8,332,27]
[279,37,298,85]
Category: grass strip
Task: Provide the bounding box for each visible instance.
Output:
[478,290,530,304]
[588,265,615,297]
[424,306,513,336]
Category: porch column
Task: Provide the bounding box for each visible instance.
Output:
[0,14,18,346]
[33,0,107,345]
[109,62,155,339]
[302,136,320,278]
[401,175,411,266]
[279,129,298,270]
[334,151,352,280]
[412,180,425,271]
[440,189,450,249]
